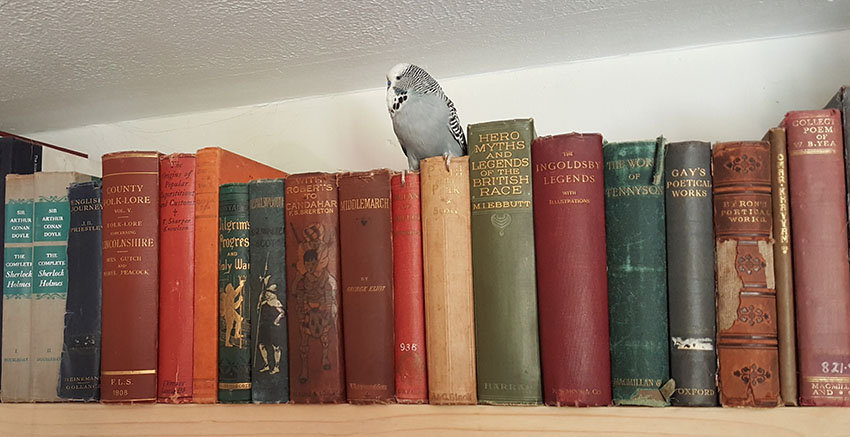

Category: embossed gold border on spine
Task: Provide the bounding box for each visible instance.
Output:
[102,369,157,375]
[101,171,159,177]
[102,152,161,161]
[219,382,252,390]
[803,376,850,383]
[789,149,837,156]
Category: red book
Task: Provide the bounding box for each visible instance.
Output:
[101,151,160,402]
[391,172,428,403]
[338,170,395,403]
[157,153,195,403]
[785,109,850,406]
[531,133,612,406]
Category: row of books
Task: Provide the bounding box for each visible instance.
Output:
[1,87,849,406]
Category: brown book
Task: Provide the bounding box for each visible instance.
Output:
[785,109,850,406]
[100,151,161,402]
[285,172,345,403]
[193,147,286,403]
[338,170,395,403]
[712,141,781,407]
[765,128,798,406]
[420,156,477,405]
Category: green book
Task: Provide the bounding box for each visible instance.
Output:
[2,174,35,402]
[603,137,672,406]
[218,183,252,403]
[468,118,542,405]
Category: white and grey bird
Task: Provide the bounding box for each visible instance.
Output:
[387,63,466,171]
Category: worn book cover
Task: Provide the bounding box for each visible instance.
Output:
[158,153,195,403]
[100,151,160,402]
[58,181,102,401]
[420,156,476,405]
[339,170,395,404]
[218,183,252,403]
[604,138,671,406]
[785,109,850,406]
[391,172,427,403]
[531,133,611,407]
[31,172,95,402]
[664,141,718,406]
[248,178,289,403]
[193,147,286,403]
[285,172,345,403]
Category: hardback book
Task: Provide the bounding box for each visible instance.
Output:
[0,139,41,394]
[100,151,160,402]
[248,178,289,403]
[603,137,672,407]
[285,172,345,403]
[664,141,718,407]
[420,156,476,405]
[193,147,286,403]
[2,174,35,402]
[765,127,798,406]
[824,86,850,229]
[785,109,850,406]
[712,141,781,407]
[31,172,95,402]
[531,133,611,407]
[390,172,428,403]
[218,183,252,403]
[58,181,102,401]
[338,169,395,404]
[157,153,195,403]
[468,119,542,405]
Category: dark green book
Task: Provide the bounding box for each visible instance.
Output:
[468,118,542,405]
[218,183,252,403]
[248,179,288,403]
[603,137,672,406]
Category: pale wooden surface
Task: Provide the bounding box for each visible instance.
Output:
[0,404,847,437]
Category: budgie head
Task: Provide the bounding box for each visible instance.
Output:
[387,63,443,116]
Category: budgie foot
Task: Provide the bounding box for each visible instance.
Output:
[401,169,407,186]
[444,153,451,171]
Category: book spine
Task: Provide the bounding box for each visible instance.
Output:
[285,173,345,403]
[468,119,542,405]
[338,170,395,404]
[31,172,91,401]
[192,148,221,403]
[218,183,252,403]
[100,151,160,402]
[785,109,850,406]
[712,141,780,407]
[531,133,611,407]
[157,154,195,403]
[390,172,428,404]
[664,141,718,406]
[2,174,34,402]
[248,179,289,403]
[767,128,798,406]
[420,156,476,405]
[58,181,102,401]
[603,138,671,406]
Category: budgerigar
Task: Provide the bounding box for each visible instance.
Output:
[387,63,466,171]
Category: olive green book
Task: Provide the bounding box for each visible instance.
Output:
[468,118,542,405]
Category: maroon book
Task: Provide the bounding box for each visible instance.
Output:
[391,172,428,403]
[101,151,160,402]
[338,170,395,403]
[285,172,345,403]
[157,153,195,403]
[785,109,850,406]
[531,133,612,406]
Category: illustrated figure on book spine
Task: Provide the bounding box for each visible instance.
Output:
[256,264,285,375]
[292,223,339,382]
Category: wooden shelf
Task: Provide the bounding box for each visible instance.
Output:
[0,404,847,436]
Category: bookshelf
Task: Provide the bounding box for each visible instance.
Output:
[0,404,848,436]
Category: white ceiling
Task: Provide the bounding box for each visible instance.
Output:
[2,0,849,134]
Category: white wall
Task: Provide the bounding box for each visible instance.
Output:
[35,29,850,177]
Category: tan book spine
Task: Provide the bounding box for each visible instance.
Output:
[766,128,798,406]
[420,156,476,405]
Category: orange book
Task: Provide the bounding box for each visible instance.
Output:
[193,148,286,403]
